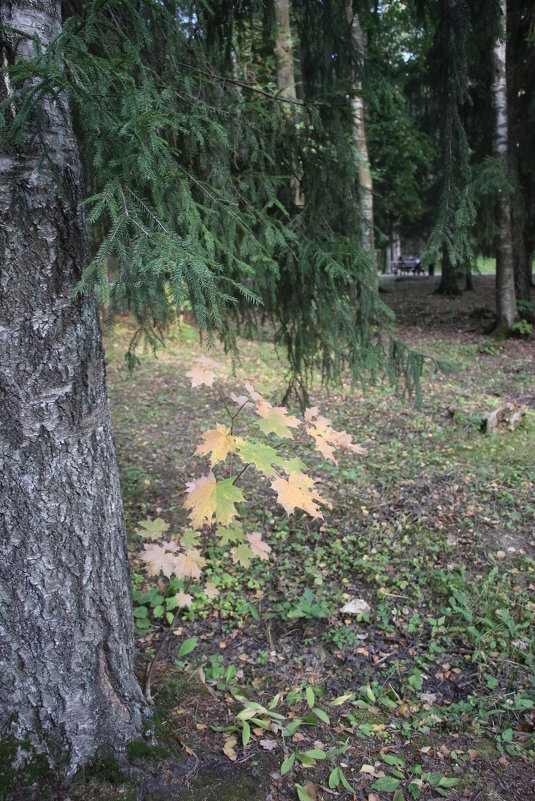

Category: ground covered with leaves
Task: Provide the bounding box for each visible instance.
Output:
[75,275,535,801]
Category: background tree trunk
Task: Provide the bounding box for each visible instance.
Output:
[273,0,303,207]
[436,243,461,296]
[274,0,297,101]
[346,2,376,267]
[0,0,149,774]
[492,0,517,332]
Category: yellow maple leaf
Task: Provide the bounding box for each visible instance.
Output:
[246,532,271,561]
[305,407,366,462]
[244,381,265,402]
[141,543,178,578]
[195,423,236,466]
[186,367,216,388]
[184,471,244,530]
[270,471,325,518]
[204,581,220,600]
[175,591,193,608]
[173,548,206,580]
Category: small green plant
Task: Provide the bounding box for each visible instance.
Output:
[137,368,365,700]
[512,318,533,338]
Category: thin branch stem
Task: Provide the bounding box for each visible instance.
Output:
[144,578,192,702]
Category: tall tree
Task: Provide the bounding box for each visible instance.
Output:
[428,0,473,296]
[274,0,298,100]
[0,0,149,774]
[345,2,375,265]
[508,0,535,311]
[491,0,517,331]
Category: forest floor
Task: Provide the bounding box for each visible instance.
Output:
[74,275,534,801]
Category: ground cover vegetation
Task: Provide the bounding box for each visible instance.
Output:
[73,275,534,801]
[1,0,535,797]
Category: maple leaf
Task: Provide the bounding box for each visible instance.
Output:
[244,381,265,402]
[136,517,170,540]
[230,392,253,409]
[270,471,326,519]
[255,401,301,439]
[235,438,282,476]
[141,543,177,578]
[204,581,220,600]
[305,407,366,462]
[195,424,236,466]
[216,523,244,545]
[184,472,245,529]
[279,456,307,474]
[174,548,206,580]
[181,529,200,548]
[186,367,216,388]
[231,543,253,567]
[175,591,193,608]
[246,532,271,561]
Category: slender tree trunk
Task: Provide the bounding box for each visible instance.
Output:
[345,2,376,268]
[0,0,149,775]
[274,0,297,101]
[492,0,517,332]
[512,215,533,308]
[385,219,400,274]
[436,243,461,296]
[273,0,303,206]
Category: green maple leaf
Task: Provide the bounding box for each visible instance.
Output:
[255,403,300,439]
[231,543,253,567]
[216,523,244,545]
[235,438,282,476]
[136,517,170,540]
[181,529,200,548]
[184,472,245,529]
[279,456,307,474]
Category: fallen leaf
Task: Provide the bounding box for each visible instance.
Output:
[340,597,371,615]
[223,736,237,761]
[259,739,277,751]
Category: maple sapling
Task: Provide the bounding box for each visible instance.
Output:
[138,368,366,699]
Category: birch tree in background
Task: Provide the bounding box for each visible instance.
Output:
[274,0,298,101]
[492,0,517,332]
[346,1,376,268]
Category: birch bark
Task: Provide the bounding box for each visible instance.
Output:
[0,0,149,774]
[492,0,517,331]
[345,2,376,267]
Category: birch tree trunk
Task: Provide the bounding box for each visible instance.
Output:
[274,0,297,102]
[273,0,303,207]
[0,0,149,776]
[492,0,517,332]
[345,2,376,268]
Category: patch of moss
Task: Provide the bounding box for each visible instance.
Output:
[126,740,154,761]
[0,736,57,801]
[184,758,272,801]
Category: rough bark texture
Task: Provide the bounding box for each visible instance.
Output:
[492,0,517,330]
[0,0,149,774]
[345,2,375,267]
